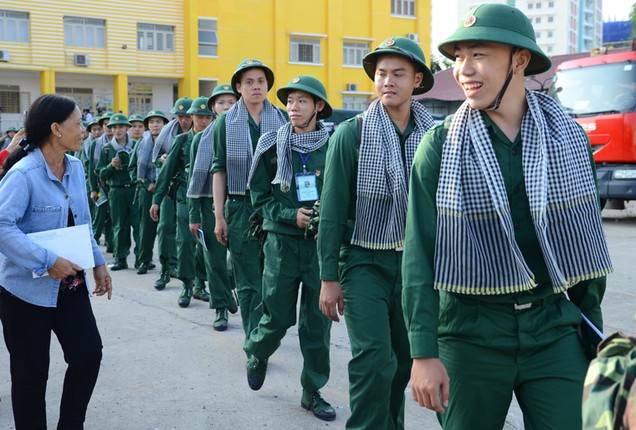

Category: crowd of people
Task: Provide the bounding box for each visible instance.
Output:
[0,4,625,429]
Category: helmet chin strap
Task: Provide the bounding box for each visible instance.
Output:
[485,47,518,111]
[294,109,318,130]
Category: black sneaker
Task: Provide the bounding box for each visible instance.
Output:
[213,308,228,331]
[246,356,268,391]
[301,390,336,422]
[109,260,128,271]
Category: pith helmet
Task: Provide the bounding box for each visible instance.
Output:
[82,120,89,129]
[87,119,100,131]
[98,111,114,126]
[231,59,275,96]
[277,75,332,119]
[143,109,169,128]
[170,97,193,116]
[106,114,132,127]
[5,127,18,133]
[363,36,435,95]
[128,113,145,124]
[438,3,551,76]
[207,84,237,110]
[187,97,213,116]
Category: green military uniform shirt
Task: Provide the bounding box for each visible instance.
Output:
[153,129,195,206]
[97,139,135,187]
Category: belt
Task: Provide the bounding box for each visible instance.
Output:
[110,183,133,189]
[228,194,250,202]
[456,292,563,312]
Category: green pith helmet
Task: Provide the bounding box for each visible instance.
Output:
[98,111,114,125]
[106,113,132,127]
[5,127,18,133]
[231,58,275,96]
[186,96,213,116]
[82,120,89,129]
[143,109,169,128]
[87,119,100,131]
[170,97,193,116]
[128,113,145,124]
[363,36,435,95]
[277,75,333,119]
[207,84,237,110]
[438,3,551,76]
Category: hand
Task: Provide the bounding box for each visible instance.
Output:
[92,264,112,299]
[319,280,344,322]
[90,191,98,202]
[48,257,83,279]
[160,153,168,164]
[214,216,228,246]
[296,207,314,229]
[111,157,121,169]
[6,129,25,153]
[410,358,450,414]
[147,182,155,193]
[149,203,160,222]
[189,223,201,238]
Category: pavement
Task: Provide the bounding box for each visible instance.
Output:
[1,205,635,429]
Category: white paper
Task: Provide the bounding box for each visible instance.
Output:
[27,224,96,277]
[197,228,208,251]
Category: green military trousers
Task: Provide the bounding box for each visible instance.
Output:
[437,292,589,430]
[225,198,263,344]
[175,185,199,281]
[339,246,411,430]
[157,193,178,273]
[92,198,113,250]
[108,186,137,260]
[245,232,331,393]
[136,185,157,267]
[199,197,234,308]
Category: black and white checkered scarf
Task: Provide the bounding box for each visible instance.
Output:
[351,99,435,249]
[92,133,109,170]
[187,122,215,198]
[151,118,180,163]
[225,98,286,195]
[136,131,156,182]
[247,122,329,192]
[435,90,613,295]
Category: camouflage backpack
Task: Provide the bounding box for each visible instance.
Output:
[583,332,636,429]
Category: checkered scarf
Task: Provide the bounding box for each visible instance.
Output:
[109,135,134,153]
[91,133,109,170]
[248,122,329,192]
[225,98,286,195]
[136,131,156,182]
[435,90,613,295]
[152,118,180,163]
[187,122,215,198]
[351,99,435,249]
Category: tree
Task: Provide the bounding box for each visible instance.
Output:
[430,55,453,74]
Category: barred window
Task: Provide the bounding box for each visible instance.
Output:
[64,16,105,48]
[0,85,30,114]
[0,10,29,42]
[138,23,174,52]
[290,38,320,64]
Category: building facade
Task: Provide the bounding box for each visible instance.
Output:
[0,0,432,130]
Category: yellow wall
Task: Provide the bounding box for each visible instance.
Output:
[0,0,433,109]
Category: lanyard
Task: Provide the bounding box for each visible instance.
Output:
[298,152,312,173]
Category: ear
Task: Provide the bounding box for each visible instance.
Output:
[235,82,242,95]
[514,49,531,74]
[316,100,325,113]
[414,70,424,89]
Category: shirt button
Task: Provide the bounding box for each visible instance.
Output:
[65,195,69,199]
[514,185,520,193]
[512,149,518,156]
[514,223,520,229]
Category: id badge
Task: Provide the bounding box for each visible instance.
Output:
[295,172,319,202]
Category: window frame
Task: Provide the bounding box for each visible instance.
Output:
[63,16,105,48]
[391,0,416,17]
[137,23,175,53]
[342,41,370,67]
[290,37,322,65]
[198,17,218,57]
[0,9,29,43]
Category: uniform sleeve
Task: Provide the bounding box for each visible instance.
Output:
[97,146,114,181]
[152,136,182,206]
[402,125,446,359]
[211,115,227,173]
[188,133,202,225]
[88,140,99,192]
[317,121,358,281]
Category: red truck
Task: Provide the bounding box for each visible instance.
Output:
[548,49,636,208]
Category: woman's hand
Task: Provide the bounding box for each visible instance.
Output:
[92,264,112,299]
[48,256,83,279]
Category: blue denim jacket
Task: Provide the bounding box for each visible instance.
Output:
[0,148,106,307]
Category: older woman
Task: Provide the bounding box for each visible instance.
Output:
[0,94,112,430]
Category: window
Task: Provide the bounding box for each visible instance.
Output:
[343,42,369,67]
[0,10,28,42]
[342,95,369,111]
[64,16,105,48]
[528,3,533,9]
[548,1,554,7]
[198,18,218,56]
[138,23,174,52]
[535,17,541,24]
[547,46,553,53]
[536,2,542,9]
[0,84,29,114]
[548,31,553,38]
[290,38,321,64]
[548,16,554,23]
[536,31,541,39]
[391,0,416,17]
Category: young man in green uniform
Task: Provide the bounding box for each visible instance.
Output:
[152,98,192,290]
[212,59,286,348]
[89,112,114,252]
[187,85,238,331]
[127,113,145,269]
[130,110,169,274]
[244,75,335,421]
[317,37,435,429]
[151,97,211,307]
[79,119,103,219]
[402,5,613,429]
[97,114,139,270]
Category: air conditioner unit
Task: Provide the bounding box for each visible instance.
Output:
[346,83,358,92]
[0,49,10,62]
[74,54,89,67]
[406,33,419,42]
